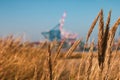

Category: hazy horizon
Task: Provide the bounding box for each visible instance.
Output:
[0,0,120,41]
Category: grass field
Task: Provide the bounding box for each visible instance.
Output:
[0,36,120,80]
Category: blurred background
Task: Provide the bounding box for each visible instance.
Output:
[0,0,120,41]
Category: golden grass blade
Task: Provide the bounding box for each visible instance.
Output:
[86,10,100,42]
[65,40,81,58]
[98,10,111,71]
[53,39,65,62]
[103,18,120,79]
[86,39,94,80]
[98,9,104,56]
[47,43,53,80]
[106,17,120,56]
[99,10,111,69]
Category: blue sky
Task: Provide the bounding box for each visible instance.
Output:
[0,0,120,41]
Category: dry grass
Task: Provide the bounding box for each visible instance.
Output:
[86,9,120,79]
[0,35,120,80]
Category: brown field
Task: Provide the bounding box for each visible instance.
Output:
[0,36,120,80]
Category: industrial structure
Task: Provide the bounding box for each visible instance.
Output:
[41,12,78,44]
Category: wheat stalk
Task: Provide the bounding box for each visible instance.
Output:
[103,18,120,79]
[47,43,53,80]
[98,10,111,71]
[53,39,65,62]
[86,10,100,42]
[65,40,81,58]
[86,39,94,80]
